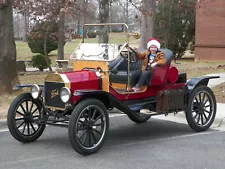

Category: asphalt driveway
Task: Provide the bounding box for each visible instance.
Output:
[1,115,225,169]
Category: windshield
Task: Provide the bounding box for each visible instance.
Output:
[71,43,127,61]
[70,23,129,62]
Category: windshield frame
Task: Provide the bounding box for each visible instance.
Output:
[70,23,130,62]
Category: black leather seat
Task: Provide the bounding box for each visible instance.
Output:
[161,49,173,64]
[109,60,142,84]
[109,48,173,84]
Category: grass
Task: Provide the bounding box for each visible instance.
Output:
[84,33,138,44]
[0,73,49,119]
[212,83,225,103]
[16,39,81,67]
[16,33,138,62]
[171,60,225,79]
[0,73,48,105]
[16,41,34,61]
[19,73,48,85]
[16,33,138,68]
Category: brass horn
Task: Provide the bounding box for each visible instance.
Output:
[127,32,141,39]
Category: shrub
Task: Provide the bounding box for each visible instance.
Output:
[28,21,60,55]
[94,30,99,35]
[111,29,123,33]
[31,54,51,71]
[87,31,97,38]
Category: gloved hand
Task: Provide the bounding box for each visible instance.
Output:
[147,59,154,66]
[151,62,157,68]
[133,47,138,51]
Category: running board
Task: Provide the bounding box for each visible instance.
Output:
[140,109,158,115]
[37,121,69,128]
[139,109,182,116]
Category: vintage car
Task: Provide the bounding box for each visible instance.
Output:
[7,23,219,155]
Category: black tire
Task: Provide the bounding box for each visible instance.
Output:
[7,93,45,143]
[186,85,217,132]
[127,113,151,123]
[68,99,109,155]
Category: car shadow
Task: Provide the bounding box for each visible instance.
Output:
[106,118,193,146]
[32,117,215,153]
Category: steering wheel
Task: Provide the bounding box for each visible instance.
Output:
[119,46,138,63]
[109,45,139,74]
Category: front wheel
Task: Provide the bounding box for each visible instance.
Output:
[68,99,109,155]
[7,93,46,143]
[186,86,217,132]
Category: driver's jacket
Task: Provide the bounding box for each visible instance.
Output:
[135,50,166,72]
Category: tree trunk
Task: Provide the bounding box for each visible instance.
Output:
[77,20,80,35]
[139,0,155,49]
[98,0,109,43]
[80,0,88,38]
[57,10,65,61]
[44,31,53,72]
[125,0,129,25]
[0,0,19,94]
[23,13,29,42]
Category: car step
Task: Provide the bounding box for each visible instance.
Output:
[140,109,157,115]
[37,121,69,128]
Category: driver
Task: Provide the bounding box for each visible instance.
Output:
[128,38,166,92]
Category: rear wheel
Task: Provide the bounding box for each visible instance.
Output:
[186,86,216,132]
[7,93,45,143]
[68,99,109,155]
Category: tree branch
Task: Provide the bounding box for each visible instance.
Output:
[0,0,8,9]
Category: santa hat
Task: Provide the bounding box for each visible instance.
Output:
[147,38,161,49]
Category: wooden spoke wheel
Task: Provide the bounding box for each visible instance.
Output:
[186,86,217,132]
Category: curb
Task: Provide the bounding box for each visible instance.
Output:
[154,111,225,129]
[1,109,224,131]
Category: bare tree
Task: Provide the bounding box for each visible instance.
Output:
[23,11,29,42]
[13,11,24,39]
[0,0,19,94]
[14,0,31,42]
[98,0,109,43]
[139,0,155,49]
[129,0,156,49]
[57,0,66,60]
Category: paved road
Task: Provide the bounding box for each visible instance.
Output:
[1,115,225,169]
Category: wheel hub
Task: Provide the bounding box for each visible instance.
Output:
[198,103,205,114]
[24,114,33,123]
[87,120,94,129]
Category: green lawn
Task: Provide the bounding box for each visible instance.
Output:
[16,39,81,61]
[16,33,138,63]
[16,41,34,61]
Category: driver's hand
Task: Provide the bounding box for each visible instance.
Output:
[133,47,138,51]
[151,62,157,68]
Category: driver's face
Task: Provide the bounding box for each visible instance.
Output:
[149,45,158,54]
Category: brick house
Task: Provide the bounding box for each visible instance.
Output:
[195,0,225,61]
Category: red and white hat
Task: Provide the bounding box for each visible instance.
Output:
[147,38,161,49]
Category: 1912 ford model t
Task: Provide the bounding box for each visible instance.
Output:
[7,23,219,155]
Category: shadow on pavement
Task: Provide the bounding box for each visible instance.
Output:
[18,117,216,152]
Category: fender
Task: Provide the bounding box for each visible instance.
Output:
[74,90,140,119]
[13,84,45,97]
[184,76,220,95]
[13,84,44,90]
